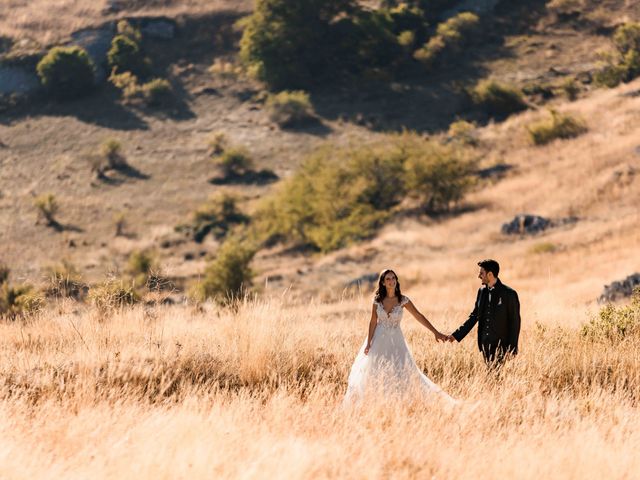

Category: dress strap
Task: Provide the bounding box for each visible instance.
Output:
[400,295,410,306]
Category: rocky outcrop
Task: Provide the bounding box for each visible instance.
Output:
[0,65,40,94]
[599,273,640,303]
[501,214,578,235]
[70,26,116,81]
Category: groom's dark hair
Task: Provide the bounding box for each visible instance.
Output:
[478,259,500,278]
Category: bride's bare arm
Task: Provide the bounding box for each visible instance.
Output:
[405,300,447,342]
[364,303,378,355]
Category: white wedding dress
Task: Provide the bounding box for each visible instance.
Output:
[345,296,455,404]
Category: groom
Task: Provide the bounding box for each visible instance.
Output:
[447,259,521,365]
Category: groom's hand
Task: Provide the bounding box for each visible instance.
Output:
[446,334,456,343]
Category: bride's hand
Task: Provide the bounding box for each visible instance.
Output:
[364,344,370,355]
[434,331,447,343]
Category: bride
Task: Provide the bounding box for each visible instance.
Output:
[345,269,455,403]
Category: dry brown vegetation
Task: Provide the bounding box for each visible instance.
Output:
[0,0,252,46]
[1,295,639,478]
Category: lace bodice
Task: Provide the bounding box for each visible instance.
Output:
[375,296,410,329]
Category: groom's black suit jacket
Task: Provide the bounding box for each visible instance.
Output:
[452,279,521,356]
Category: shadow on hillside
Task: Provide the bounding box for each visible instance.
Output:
[311,0,550,134]
[46,220,84,233]
[0,90,151,130]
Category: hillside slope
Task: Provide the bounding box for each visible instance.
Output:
[1,1,639,312]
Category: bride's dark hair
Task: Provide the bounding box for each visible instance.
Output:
[374,269,402,303]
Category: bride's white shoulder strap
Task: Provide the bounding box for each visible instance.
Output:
[401,295,410,306]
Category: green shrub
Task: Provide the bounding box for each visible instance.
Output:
[582,288,640,341]
[107,34,150,77]
[613,22,640,55]
[254,134,475,251]
[139,78,173,106]
[403,137,475,213]
[529,242,557,254]
[266,91,317,128]
[195,237,256,304]
[240,0,357,90]
[33,193,59,226]
[0,282,43,319]
[527,110,587,145]
[414,12,479,67]
[101,138,128,169]
[214,148,253,178]
[43,261,87,299]
[0,267,44,319]
[207,131,229,156]
[595,23,640,87]
[116,20,142,44]
[88,279,139,311]
[126,250,159,286]
[188,194,250,243]
[109,70,172,107]
[36,46,95,100]
[562,77,580,101]
[447,119,478,146]
[470,79,528,118]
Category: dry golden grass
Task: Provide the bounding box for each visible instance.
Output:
[0,0,252,46]
[1,294,639,479]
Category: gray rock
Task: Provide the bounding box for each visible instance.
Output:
[477,163,512,179]
[599,273,640,303]
[141,20,176,40]
[502,214,578,235]
[501,214,551,235]
[69,26,116,81]
[0,65,40,95]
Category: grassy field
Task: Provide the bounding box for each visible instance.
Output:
[2,2,640,477]
[1,295,639,479]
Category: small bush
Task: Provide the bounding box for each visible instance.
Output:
[187,194,250,243]
[34,193,59,226]
[527,110,587,145]
[117,20,142,44]
[613,22,640,55]
[562,77,580,101]
[0,282,44,319]
[470,79,528,118]
[43,261,87,299]
[529,242,557,254]
[88,279,139,311]
[126,250,159,286]
[139,78,173,106]
[100,138,128,169]
[594,23,640,87]
[107,34,150,77]
[266,91,317,128]
[0,264,9,285]
[582,288,640,341]
[113,212,128,237]
[214,148,253,178]
[447,119,478,146]
[109,70,172,107]
[209,58,243,82]
[36,46,95,100]
[207,131,229,156]
[195,237,256,304]
[414,12,479,67]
